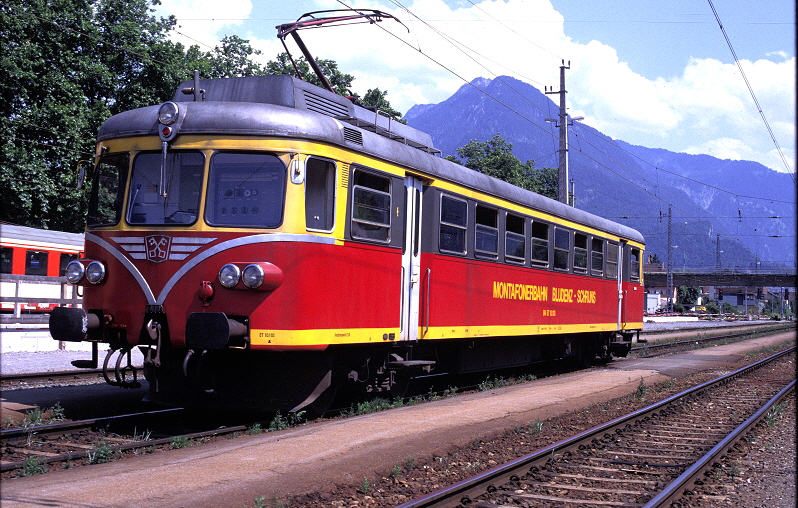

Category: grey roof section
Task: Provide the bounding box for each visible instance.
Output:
[97,76,643,244]
[0,223,84,248]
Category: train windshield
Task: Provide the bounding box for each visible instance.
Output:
[127,152,204,225]
[204,152,286,228]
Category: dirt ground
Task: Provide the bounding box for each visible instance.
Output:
[1,332,794,507]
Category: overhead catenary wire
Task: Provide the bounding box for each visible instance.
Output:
[707,0,795,183]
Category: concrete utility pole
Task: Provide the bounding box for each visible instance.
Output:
[666,205,674,313]
[545,61,571,205]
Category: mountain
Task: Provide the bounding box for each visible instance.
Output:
[404,76,796,272]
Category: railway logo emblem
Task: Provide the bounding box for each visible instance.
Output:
[145,235,172,263]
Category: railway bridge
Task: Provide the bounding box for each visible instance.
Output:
[644,271,796,288]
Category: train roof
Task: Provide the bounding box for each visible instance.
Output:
[0,223,84,249]
[97,75,644,244]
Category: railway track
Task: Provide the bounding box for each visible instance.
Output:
[631,322,794,356]
[0,406,273,475]
[398,347,795,508]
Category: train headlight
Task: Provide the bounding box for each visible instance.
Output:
[65,260,85,284]
[242,264,265,289]
[218,264,241,289]
[158,101,179,125]
[85,261,106,284]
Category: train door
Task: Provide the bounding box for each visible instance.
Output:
[617,240,626,328]
[400,176,423,340]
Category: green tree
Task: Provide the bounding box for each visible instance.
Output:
[677,285,701,306]
[360,88,404,122]
[449,133,558,199]
[265,52,354,96]
[1,0,271,232]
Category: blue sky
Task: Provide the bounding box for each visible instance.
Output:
[154,1,795,175]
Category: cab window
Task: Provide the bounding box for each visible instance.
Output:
[88,153,129,227]
[205,152,286,228]
[130,151,205,225]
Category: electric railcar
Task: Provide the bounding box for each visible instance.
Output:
[50,74,645,413]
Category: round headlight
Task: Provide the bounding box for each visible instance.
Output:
[242,264,265,289]
[158,101,179,125]
[85,261,106,284]
[65,260,85,284]
[218,264,241,289]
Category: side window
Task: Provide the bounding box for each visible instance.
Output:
[531,221,549,267]
[25,250,48,276]
[0,247,13,274]
[630,248,641,282]
[351,168,391,243]
[87,153,129,227]
[59,253,79,276]
[305,157,336,232]
[573,233,588,273]
[505,213,525,264]
[475,205,498,259]
[591,239,604,276]
[553,227,570,271]
[439,194,467,255]
[606,242,618,279]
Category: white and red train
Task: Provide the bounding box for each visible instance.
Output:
[50,74,645,413]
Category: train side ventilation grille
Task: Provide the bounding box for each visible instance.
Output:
[303,90,349,117]
[341,165,350,188]
[343,127,363,145]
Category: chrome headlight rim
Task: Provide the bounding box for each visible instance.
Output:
[85,261,106,284]
[218,264,241,289]
[241,264,265,289]
[65,260,85,284]
[157,101,179,125]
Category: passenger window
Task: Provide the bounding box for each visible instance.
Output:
[0,247,12,274]
[305,158,336,232]
[606,242,618,279]
[553,227,570,271]
[591,239,604,276]
[574,233,588,273]
[630,248,641,282]
[531,221,549,267]
[439,194,467,255]
[475,205,498,259]
[59,253,79,276]
[505,213,525,263]
[25,250,48,276]
[351,169,391,243]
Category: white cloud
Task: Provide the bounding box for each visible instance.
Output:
[153,0,253,50]
[150,0,795,174]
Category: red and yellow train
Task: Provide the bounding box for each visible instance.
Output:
[50,74,644,413]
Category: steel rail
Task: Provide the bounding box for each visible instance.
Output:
[0,407,185,472]
[643,379,795,507]
[397,346,795,508]
[0,368,105,382]
[632,323,794,353]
